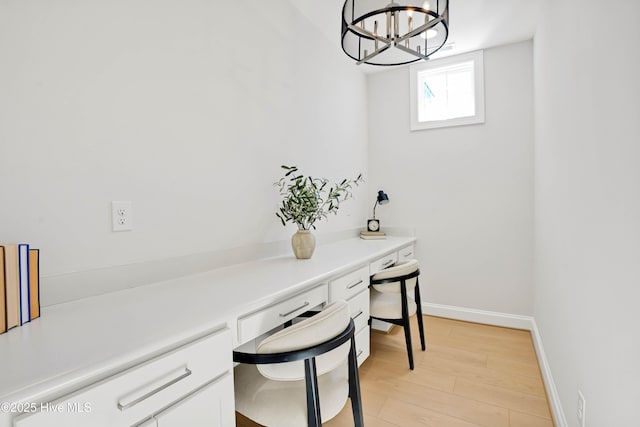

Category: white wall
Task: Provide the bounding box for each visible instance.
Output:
[533,0,640,425]
[368,41,534,315]
[0,1,368,282]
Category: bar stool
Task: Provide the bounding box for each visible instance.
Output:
[233,300,364,427]
[370,259,425,370]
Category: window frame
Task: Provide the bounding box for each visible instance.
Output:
[409,50,485,131]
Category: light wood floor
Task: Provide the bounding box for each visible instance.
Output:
[237,315,555,427]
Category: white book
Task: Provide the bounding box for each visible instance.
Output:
[360,235,386,240]
[18,244,30,325]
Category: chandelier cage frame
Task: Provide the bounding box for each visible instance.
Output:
[341,0,449,66]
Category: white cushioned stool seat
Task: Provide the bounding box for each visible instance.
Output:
[256,299,351,381]
[371,259,419,294]
[369,258,425,370]
[234,300,360,427]
[370,288,417,319]
[234,363,349,427]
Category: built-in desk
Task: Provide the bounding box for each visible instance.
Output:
[0,236,415,427]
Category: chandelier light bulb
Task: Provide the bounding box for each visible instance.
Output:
[420,29,438,39]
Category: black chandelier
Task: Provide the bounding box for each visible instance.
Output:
[341,0,449,66]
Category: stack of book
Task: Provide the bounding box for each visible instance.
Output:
[360,231,386,240]
[1,243,40,334]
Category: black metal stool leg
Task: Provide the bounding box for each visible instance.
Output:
[415,280,426,351]
[304,358,322,427]
[348,337,365,426]
[400,280,414,370]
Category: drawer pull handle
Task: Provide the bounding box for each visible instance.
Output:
[352,310,364,319]
[356,349,363,358]
[403,251,413,257]
[382,259,395,268]
[117,367,192,411]
[346,280,364,290]
[279,301,310,318]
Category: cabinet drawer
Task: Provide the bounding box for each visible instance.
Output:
[237,284,328,344]
[355,326,370,367]
[369,252,398,275]
[15,328,232,427]
[152,373,235,427]
[348,289,369,334]
[329,266,369,302]
[398,244,415,262]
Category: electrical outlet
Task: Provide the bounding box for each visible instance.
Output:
[577,390,586,427]
[111,201,133,232]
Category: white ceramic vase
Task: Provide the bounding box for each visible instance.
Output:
[291,230,316,259]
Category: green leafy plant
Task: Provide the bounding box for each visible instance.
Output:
[275,165,364,230]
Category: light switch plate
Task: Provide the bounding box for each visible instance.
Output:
[577,389,586,427]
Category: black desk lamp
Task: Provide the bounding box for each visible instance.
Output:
[367,190,389,232]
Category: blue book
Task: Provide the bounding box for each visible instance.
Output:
[18,244,30,325]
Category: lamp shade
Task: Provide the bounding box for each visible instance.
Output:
[377,190,390,205]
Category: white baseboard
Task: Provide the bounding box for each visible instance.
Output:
[422,302,534,330]
[530,320,568,427]
[421,302,567,427]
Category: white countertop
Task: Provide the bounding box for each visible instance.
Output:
[0,236,415,404]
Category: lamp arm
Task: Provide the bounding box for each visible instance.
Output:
[372,200,379,219]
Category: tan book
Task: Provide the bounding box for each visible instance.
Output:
[360,231,386,240]
[0,247,6,333]
[1,244,20,330]
[360,230,386,236]
[29,249,40,320]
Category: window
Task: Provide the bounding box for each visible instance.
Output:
[410,50,485,130]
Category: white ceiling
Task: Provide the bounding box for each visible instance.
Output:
[288,0,539,73]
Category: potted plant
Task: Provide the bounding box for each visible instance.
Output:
[275,165,363,259]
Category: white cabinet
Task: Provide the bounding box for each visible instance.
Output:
[355,326,371,366]
[348,288,371,367]
[329,267,371,366]
[153,373,234,427]
[398,244,415,262]
[14,329,234,427]
[237,284,328,345]
[329,266,369,302]
[2,236,417,427]
[369,252,398,275]
[370,244,415,275]
[348,289,370,334]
